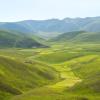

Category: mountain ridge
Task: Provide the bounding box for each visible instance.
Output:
[0,16,100,35]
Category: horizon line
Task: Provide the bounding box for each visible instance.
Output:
[0,16,100,23]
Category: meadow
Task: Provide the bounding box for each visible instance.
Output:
[0,43,100,100]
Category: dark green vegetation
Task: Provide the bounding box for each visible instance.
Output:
[0,30,46,48]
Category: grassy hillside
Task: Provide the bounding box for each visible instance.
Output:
[65,55,100,93]
[51,31,100,44]
[35,50,83,64]
[51,31,85,42]
[11,44,100,100]
[71,32,100,43]
[0,49,59,100]
[0,30,46,48]
[0,29,100,100]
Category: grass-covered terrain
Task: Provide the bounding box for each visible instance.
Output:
[0,30,47,48]
[0,48,59,100]
[0,43,97,100]
[51,31,100,44]
[0,30,100,100]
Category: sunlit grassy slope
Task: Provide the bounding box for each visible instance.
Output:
[10,44,100,100]
[0,49,59,100]
[66,55,100,94]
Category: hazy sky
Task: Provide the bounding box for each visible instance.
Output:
[0,0,100,22]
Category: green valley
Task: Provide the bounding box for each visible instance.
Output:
[1,0,100,99]
[9,43,100,100]
[0,26,100,100]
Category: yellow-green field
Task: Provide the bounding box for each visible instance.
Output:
[0,43,100,100]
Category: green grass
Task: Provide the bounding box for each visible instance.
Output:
[0,30,46,48]
[35,50,83,64]
[0,49,59,100]
[0,43,100,100]
[12,44,100,100]
[51,31,100,44]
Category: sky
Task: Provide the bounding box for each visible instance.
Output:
[0,0,100,22]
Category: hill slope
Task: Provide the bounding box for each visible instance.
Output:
[0,55,59,100]
[0,30,46,48]
[10,44,100,100]
[51,31,100,43]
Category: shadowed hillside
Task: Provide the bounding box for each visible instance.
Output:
[0,30,46,48]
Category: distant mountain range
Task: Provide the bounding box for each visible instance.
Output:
[0,16,100,35]
[0,16,100,48]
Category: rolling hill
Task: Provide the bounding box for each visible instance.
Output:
[51,31,100,43]
[0,30,46,48]
[10,44,100,100]
[0,17,100,100]
[0,54,59,100]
